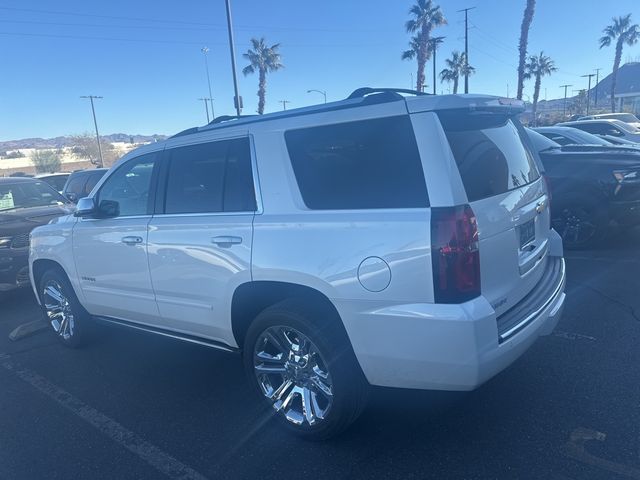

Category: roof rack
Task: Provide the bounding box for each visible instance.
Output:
[207,114,258,125]
[347,87,429,99]
[170,87,429,138]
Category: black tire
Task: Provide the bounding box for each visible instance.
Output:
[38,268,91,348]
[243,298,369,440]
[551,194,608,249]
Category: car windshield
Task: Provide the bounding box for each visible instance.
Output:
[561,128,611,145]
[526,128,560,152]
[0,181,69,211]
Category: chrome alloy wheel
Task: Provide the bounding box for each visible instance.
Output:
[254,326,334,427]
[43,280,75,341]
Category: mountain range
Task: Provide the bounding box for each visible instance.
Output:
[0,133,167,151]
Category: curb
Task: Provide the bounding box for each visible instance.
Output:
[9,320,48,342]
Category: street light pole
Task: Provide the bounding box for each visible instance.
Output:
[306,89,327,103]
[198,98,211,123]
[80,95,104,167]
[224,0,242,116]
[201,47,215,119]
[594,68,602,107]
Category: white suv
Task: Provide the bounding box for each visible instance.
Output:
[30,89,566,439]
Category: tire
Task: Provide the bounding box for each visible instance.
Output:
[243,298,369,440]
[551,194,608,249]
[38,269,91,348]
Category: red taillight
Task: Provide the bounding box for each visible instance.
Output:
[431,205,481,304]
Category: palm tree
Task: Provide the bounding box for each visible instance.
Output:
[402,34,445,94]
[440,51,474,94]
[405,0,446,92]
[524,52,557,126]
[242,38,284,115]
[599,14,640,112]
[516,0,536,100]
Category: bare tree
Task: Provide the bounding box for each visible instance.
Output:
[69,134,118,166]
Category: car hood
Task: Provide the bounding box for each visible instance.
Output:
[0,204,74,236]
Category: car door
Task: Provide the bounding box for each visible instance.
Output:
[147,136,257,344]
[72,151,161,324]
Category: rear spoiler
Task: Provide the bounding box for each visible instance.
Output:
[406,94,525,116]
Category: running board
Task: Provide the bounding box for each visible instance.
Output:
[93,316,239,353]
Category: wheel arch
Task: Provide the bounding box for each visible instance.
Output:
[231,281,349,350]
[32,259,74,303]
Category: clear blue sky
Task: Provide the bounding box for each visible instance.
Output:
[0,0,638,140]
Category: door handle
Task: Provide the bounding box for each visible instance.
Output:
[121,236,143,245]
[211,236,242,246]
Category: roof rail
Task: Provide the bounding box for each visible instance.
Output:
[347,87,429,99]
[207,114,257,125]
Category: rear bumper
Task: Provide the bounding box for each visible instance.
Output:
[0,249,30,292]
[337,256,566,391]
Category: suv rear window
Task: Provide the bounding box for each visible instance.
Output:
[438,112,540,202]
[285,116,428,210]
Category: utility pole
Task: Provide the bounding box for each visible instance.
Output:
[458,7,475,94]
[201,47,215,119]
[80,95,104,168]
[507,83,510,98]
[224,0,242,116]
[582,73,596,115]
[429,36,445,95]
[594,68,602,107]
[560,84,572,117]
[198,98,210,123]
[279,100,291,111]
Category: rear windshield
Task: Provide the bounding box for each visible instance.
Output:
[438,112,540,202]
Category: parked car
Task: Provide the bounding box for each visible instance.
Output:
[578,112,640,129]
[35,172,70,194]
[30,89,566,439]
[0,178,73,292]
[526,128,640,248]
[557,119,640,143]
[62,168,108,203]
[534,126,640,153]
[597,134,640,146]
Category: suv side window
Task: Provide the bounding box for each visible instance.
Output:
[97,153,158,217]
[164,137,256,214]
[284,116,428,210]
[64,174,86,197]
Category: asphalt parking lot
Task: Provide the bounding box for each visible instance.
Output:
[1,230,639,480]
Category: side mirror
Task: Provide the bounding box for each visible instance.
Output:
[74,197,97,217]
[97,200,119,218]
[66,192,78,203]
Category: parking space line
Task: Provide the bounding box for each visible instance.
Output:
[0,354,210,480]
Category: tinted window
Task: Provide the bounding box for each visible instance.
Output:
[164,137,256,214]
[41,175,68,192]
[0,181,68,211]
[84,171,106,196]
[64,175,86,196]
[439,112,540,202]
[98,153,157,217]
[577,123,621,136]
[544,133,571,146]
[285,116,428,210]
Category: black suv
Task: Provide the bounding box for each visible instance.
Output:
[0,177,73,292]
[62,168,108,203]
[526,129,640,248]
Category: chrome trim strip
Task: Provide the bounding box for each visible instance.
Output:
[94,316,238,353]
[499,258,566,342]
